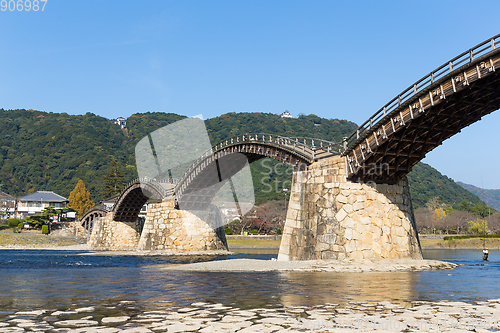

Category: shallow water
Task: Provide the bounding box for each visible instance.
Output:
[0,249,498,318]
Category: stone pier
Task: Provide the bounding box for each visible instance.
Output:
[136,199,228,252]
[88,200,228,252]
[88,212,142,250]
[278,156,422,261]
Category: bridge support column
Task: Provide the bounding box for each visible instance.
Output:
[137,199,228,252]
[278,156,422,261]
[88,212,142,250]
[73,221,86,238]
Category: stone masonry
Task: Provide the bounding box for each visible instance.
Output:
[137,199,228,251]
[278,156,422,261]
[88,212,142,250]
[88,200,228,252]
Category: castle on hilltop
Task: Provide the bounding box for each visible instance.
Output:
[114,117,126,129]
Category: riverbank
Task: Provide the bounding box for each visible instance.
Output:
[2,298,500,332]
[420,237,500,249]
[228,235,500,250]
[0,230,83,249]
[0,229,495,253]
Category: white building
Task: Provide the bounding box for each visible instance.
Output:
[17,191,69,219]
[0,190,16,219]
[280,110,293,118]
[114,117,127,129]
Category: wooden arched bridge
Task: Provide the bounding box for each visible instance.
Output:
[81,34,500,257]
[80,135,342,231]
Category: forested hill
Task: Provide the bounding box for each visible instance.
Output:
[457,182,500,211]
[0,109,135,198]
[0,108,483,209]
[205,112,354,143]
[407,163,483,209]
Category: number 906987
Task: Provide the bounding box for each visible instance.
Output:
[1,0,47,11]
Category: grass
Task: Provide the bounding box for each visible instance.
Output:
[226,238,281,247]
[0,222,11,232]
[0,230,79,248]
[444,234,500,240]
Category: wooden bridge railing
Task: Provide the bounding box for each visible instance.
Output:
[343,33,500,154]
[174,133,342,194]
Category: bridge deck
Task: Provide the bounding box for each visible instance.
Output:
[343,34,500,183]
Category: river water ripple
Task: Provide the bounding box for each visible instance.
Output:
[0,249,497,318]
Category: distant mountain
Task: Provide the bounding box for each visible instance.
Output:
[457,182,500,211]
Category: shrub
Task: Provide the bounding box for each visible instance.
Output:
[224,228,232,235]
[250,229,258,235]
[41,225,49,234]
[17,222,24,230]
[8,218,20,228]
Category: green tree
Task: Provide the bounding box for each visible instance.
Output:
[102,159,125,199]
[472,204,493,218]
[68,179,94,217]
[468,218,488,234]
[25,213,48,228]
[8,218,20,229]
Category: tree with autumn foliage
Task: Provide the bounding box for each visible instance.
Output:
[68,180,94,217]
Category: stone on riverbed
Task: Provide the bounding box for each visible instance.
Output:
[14,310,47,316]
[53,319,99,327]
[101,316,130,324]
[75,306,96,313]
[51,310,78,316]
[0,328,25,333]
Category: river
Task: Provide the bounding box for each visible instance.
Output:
[0,249,497,319]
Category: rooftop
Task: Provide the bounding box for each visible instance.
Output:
[19,191,68,202]
[101,193,120,204]
[0,190,16,201]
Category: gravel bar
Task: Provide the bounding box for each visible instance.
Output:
[165,258,458,272]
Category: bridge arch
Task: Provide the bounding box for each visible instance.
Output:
[174,133,341,210]
[343,34,500,183]
[79,205,109,241]
[112,178,173,222]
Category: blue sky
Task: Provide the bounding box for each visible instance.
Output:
[1,0,500,188]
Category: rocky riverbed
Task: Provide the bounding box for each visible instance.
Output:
[2,299,500,332]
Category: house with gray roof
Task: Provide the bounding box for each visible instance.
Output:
[0,190,16,219]
[17,191,69,218]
